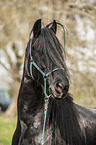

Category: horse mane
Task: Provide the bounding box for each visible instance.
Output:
[25,24,70,80]
[39,28,66,68]
[47,95,86,145]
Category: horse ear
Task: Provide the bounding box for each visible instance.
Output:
[33,19,41,38]
[50,20,57,34]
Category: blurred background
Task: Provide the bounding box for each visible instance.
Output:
[0,0,96,144]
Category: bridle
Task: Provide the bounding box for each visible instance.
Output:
[29,37,65,145]
[29,37,65,144]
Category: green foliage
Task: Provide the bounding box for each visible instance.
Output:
[0,115,16,145]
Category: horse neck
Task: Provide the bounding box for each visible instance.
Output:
[18,75,44,116]
[18,76,86,144]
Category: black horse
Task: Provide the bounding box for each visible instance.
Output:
[12,19,96,145]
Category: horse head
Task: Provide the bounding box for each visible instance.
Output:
[26,19,69,99]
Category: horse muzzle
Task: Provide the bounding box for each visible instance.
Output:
[49,82,69,99]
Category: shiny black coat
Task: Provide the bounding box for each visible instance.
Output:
[12,19,96,145]
[12,78,96,145]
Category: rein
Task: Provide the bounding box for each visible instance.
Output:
[29,37,65,145]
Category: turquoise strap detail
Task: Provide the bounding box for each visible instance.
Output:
[41,98,49,145]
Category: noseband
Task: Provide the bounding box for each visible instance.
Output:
[29,38,65,145]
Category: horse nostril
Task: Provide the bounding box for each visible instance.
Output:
[55,82,63,94]
[56,82,63,89]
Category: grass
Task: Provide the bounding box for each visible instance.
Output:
[0,114,16,145]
